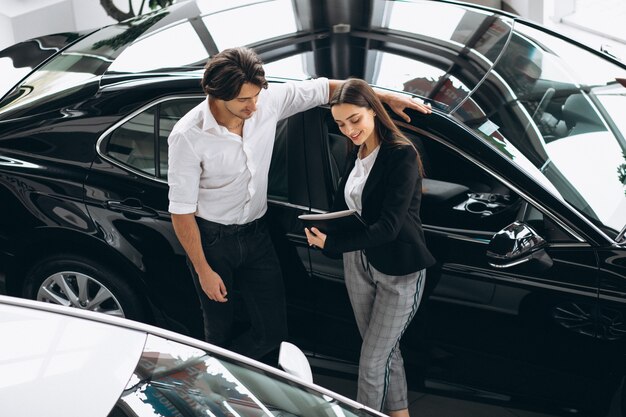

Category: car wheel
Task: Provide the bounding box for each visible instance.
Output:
[23,254,146,321]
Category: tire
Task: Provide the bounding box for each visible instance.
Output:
[22,253,146,321]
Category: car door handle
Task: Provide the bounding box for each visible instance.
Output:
[105,198,159,218]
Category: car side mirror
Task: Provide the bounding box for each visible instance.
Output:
[278,341,313,384]
[487,221,553,270]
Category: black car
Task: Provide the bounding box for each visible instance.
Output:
[1,1,626,416]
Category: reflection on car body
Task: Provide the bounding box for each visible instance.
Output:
[0,1,626,416]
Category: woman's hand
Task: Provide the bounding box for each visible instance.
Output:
[305,227,327,249]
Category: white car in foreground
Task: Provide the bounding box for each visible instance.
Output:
[0,294,382,417]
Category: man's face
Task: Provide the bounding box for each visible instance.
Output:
[224,82,262,120]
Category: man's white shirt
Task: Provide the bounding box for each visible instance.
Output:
[167,78,329,225]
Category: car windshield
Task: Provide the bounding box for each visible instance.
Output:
[455,20,626,240]
[112,334,377,417]
[0,11,174,119]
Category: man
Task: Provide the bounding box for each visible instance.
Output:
[168,46,431,361]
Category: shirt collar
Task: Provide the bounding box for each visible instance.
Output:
[358,144,381,164]
[200,96,220,133]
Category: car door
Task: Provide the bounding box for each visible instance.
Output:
[88,94,319,346]
[87,95,205,339]
[266,109,321,350]
[595,246,626,411]
[305,108,606,414]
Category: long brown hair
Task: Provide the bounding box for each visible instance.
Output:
[329,78,424,175]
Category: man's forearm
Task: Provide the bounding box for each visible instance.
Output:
[171,213,212,275]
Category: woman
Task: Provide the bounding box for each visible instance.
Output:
[305,78,435,417]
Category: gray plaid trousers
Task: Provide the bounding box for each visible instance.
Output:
[343,250,425,412]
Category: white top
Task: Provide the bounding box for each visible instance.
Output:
[167,78,329,224]
[344,145,381,215]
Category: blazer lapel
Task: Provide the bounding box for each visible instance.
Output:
[333,149,358,211]
[361,143,389,203]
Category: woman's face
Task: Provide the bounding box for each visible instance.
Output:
[331,103,378,148]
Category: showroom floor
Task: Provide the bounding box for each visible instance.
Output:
[315,372,559,417]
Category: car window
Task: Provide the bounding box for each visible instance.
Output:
[110,334,377,417]
[457,24,626,240]
[415,131,580,243]
[369,1,513,111]
[158,98,203,179]
[104,97,202,180]
[107,108,157,175]
[411,133,524,235]
[521,202,576,242]
[373,51,473,113]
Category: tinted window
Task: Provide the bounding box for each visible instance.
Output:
[460,24,626,238]
[104,97,202,179]
[110,334,378,417]
[158,98,203,179]
[107,108,156,175]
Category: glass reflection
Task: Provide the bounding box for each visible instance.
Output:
[0,33,84,99]
[108,22,208,73]
[202,0,297,50]
[264,54,313,81]
[0,12,169,118]
[370,1,512,111]
[457,20,626,238]
[107,109,157,176]
[112,334,375,417]
[384,2,469,43]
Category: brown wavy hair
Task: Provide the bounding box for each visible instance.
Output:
[201,47,268,101]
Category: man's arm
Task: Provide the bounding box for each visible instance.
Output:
[171,213,228,302]
[327,79,432,123]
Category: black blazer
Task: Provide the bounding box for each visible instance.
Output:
[324,141,436,276]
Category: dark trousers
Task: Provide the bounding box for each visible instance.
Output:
[187,216,287,360]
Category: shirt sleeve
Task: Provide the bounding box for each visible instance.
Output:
[167,130,202,214]
[268,77,329,120]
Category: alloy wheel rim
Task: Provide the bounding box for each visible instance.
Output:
[37,271,125,317]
